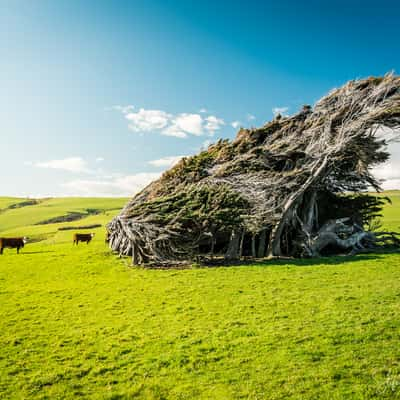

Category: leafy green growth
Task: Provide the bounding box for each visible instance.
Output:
[129,184,249,233]
[317,192,390,228]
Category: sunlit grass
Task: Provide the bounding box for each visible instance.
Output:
[0,195,400,399]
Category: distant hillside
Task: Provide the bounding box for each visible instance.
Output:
[0,197,128,243]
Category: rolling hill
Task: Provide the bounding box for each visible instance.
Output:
[0,197,128,244]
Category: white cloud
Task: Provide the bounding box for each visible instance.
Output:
[272,107,289,116]
[148,156,185,168]
[61,172,161,197]
[109,105,135,114]
[373,160,400,181]
[162,125,188,138]
[173,113,204,136]
[231,121,241,129]
[34,157,90,173]
[378,179,400,190]
[371,139,400,189]
[96,157,104,162]
[125,108,171,132]
[247,114,256,121]
[113,105,226,139]
[205,116,225,136]
[372,160,400,189]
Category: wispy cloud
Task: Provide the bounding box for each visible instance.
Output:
[205,116,225,135]
[231,121,241,129]
[113,105,225,139]
[34,157,90,173]
[246,114,256,121]
[108,105,135,114]
[148,155,185,168]
[125,109,171,132]
[272,106,289,116]
[61,172,161,197]
[162,125,188,138]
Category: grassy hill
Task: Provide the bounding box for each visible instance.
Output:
[376,191,400,232]
[0,193,400,399]
[0,197,128,243]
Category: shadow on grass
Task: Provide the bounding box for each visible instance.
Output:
[97,249,400,270]
[18,250,56,255]
[200,248,400,269]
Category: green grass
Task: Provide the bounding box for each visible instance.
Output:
[0,197,128,234]
[0,195,400,399]
[376,190,400,232]
[0,197,36,211]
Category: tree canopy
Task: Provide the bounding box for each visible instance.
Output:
[107,74,400,266]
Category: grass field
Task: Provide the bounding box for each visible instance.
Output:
[1,194,400,399]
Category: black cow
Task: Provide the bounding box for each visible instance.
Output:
[73,233,95,245]
[0,237,28,254]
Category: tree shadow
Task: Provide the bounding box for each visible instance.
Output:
[198,248,400,269]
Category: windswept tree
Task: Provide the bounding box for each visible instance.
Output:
[107,74,400,265]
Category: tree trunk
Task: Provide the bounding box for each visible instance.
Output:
[251,235,257,257]
[303,191,317,233]
[268,157,329,257]
[310,230,374,256]
[132,242,139,265]
[210,233,215,258]
[308,219,376,256]
[225,230,241,260]
[239,230,245,258]
[257,229,267,258]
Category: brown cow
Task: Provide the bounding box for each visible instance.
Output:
[73,233,95,245]
[0,237,28,254]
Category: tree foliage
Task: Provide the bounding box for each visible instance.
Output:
[108,74,400,265]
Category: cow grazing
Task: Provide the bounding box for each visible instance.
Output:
[0,237,28,254]
[73,233,95,245]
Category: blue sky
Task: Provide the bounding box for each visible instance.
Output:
[1,0,400,197]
